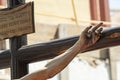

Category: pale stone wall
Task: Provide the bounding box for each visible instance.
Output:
[26,0,90,25]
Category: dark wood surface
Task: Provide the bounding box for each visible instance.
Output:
[8,0,28,79]
[0,27,120,69]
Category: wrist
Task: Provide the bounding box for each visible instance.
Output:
[73,40,83,52]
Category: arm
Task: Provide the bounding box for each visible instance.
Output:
[19,23,103,80]
[45,23,103,78]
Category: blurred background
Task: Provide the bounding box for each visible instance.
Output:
[0,0,120,80]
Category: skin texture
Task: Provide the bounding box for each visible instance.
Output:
[18,23,103,80]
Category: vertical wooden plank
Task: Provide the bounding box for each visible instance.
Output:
[8,0,28,79]
[10,36,28,79]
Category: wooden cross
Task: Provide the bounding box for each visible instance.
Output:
[0,0,120,80]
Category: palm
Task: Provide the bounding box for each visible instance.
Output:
[79,23,103,50]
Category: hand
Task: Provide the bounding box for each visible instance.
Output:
[79,23,103,50]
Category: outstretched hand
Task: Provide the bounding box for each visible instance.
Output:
[79,23,103,50]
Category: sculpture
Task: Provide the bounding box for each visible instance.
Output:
[16,23,103,80]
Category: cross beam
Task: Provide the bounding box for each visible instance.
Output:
[0,0,120,79]
[0,27,120,68]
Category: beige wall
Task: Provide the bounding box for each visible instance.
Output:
[26,0,91,45]
[26,0,90,25]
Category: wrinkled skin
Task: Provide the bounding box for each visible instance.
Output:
[18,23,103,80]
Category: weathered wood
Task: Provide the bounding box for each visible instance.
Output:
[8,0,28,79]
[0,2,34,40]
[0,50,10,69]
[0,27,120,69]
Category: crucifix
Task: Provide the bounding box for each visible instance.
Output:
[0,0,120,80]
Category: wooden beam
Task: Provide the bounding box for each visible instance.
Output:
[0,27,120,69]
[8,0,28,79]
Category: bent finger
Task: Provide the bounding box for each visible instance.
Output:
[92,22,103,32]
[87,31,92,38]
[97,28,103,34]
[84,26,92,33]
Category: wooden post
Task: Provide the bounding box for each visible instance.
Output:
[8,0,28,79]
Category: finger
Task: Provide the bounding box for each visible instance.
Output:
[92,33,96,43]
[96,28,103,34]
[92,22,103,32]
[92,34,100,43]
[84,26,92,33]
[87,31,92,38]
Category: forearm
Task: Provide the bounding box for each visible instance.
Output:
[45,40,82,78]
[14,23,102,80]
[19,67,47,80]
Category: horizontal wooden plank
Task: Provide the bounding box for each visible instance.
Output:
[0,27,120,69]
[0,2,34,40]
